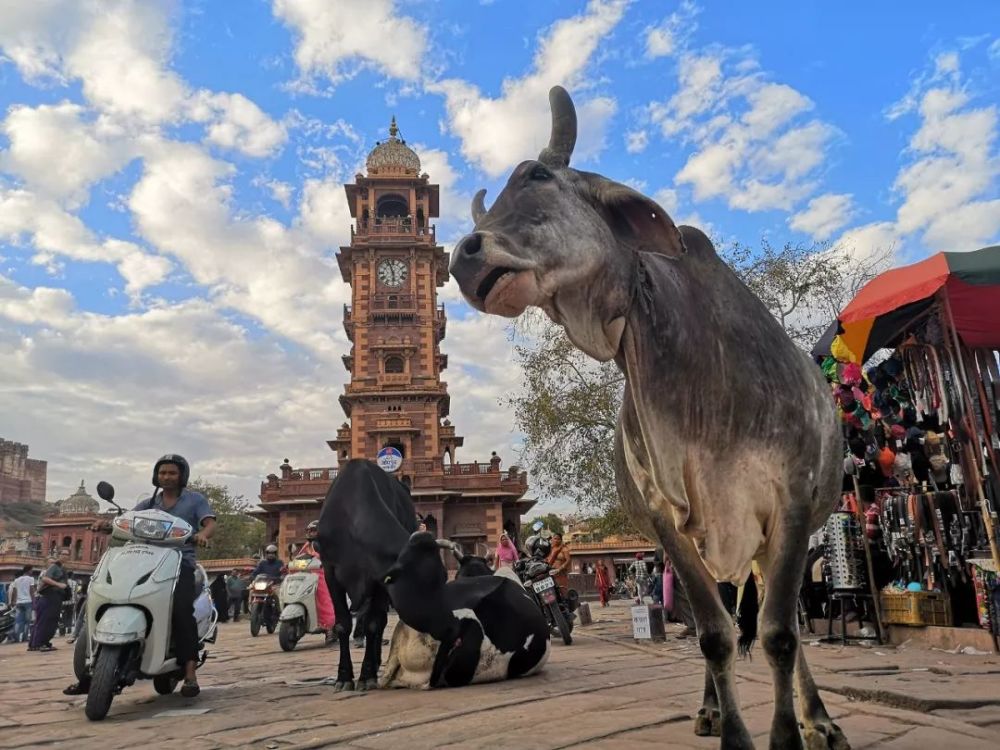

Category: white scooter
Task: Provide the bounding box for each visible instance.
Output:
[74,481,218,721]
[277,555,328,651]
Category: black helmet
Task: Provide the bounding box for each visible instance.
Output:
[152,454,190,488]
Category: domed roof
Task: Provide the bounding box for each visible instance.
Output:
[58,480,100,515]
[366,117,421,175]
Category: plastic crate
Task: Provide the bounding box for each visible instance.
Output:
[880,590,952,627]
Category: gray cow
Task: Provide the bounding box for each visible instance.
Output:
[449,86,848,750]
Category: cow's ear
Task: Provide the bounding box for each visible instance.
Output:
[593,181,686,258]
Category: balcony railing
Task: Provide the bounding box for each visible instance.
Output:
[372,294,415,311]
[351,222,436,244]
[377,373,412,387]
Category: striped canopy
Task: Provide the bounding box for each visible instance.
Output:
[813,245,1000,362]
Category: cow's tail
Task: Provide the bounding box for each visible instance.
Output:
[736,571,758,659]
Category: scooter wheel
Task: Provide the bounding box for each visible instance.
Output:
[85,645,122,721]
[279,620,299,652]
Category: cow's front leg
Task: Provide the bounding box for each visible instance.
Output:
[357,591,388,691]
[326,568,355,691]
[796,644,851,749]
[694,663,721,737]
[759,510,815,750]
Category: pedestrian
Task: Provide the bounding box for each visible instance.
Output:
[9,566,35,643]
[649,564,664,605]
[495,531,518,568]
[211,574,229,623]
[545,532,571,592]
[227,569,247,623]
[595,560,611,607]
[630,553,648,604]
[29,552,70,652]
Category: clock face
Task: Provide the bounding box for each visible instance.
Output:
[377,259,408,288]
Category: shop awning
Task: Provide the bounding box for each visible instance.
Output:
[813,245,1000,362]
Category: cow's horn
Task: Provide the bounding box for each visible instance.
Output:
[538,85,577,169]
[471,189,487,225]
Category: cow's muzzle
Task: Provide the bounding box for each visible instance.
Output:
[450,232,539,317]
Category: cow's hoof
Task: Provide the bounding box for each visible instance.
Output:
[357,678,378,692]
[694,708,721,737]
[332,680,355,692]
[805,722,851,750]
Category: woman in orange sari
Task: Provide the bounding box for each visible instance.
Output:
[546,533,571,591]
[594,560,612,607]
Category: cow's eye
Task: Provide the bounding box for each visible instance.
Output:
[529,164,552,181]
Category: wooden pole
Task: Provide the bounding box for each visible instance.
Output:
[940,294,1000,571]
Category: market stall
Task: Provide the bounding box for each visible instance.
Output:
[812,245,1000,647]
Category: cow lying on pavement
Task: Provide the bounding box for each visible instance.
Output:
[380,532,549,689]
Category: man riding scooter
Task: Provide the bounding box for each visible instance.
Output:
[248,545,284,636]
[64,454,216,698]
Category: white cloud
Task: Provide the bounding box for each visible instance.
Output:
[0,187,170,297]
[127,138,352,355]
[789,193,856,241]
[272,0,428,87]
[0,274,345,504]
[430,0,629,176]
[0,102,135,207]
[645,26,675,59]
[189,92,288,158]
[652,50,837,213]
[833,221,900,261]
[625,129,649,153]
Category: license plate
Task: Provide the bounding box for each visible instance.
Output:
[533,577,555,593]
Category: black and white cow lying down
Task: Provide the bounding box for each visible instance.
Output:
[380,532,550,689]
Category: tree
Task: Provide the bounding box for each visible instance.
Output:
[520,512,566,542]
[188,480,265,560]
[506,238,891,529]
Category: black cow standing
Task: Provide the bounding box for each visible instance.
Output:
[316,459,417,691]
[382,532,550,688]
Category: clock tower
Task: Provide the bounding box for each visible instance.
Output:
[257,118,533,562]
[329,116,459,468]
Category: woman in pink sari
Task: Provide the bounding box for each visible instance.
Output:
[297,521,335,637]
[495,531,519,568]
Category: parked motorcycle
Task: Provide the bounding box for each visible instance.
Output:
[514,556,578,645]
[76,481,217,721]
[0,604,15,643]
[249,574,280,637]
[277,556,327,651]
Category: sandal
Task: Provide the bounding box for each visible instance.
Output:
[180,679,200,698]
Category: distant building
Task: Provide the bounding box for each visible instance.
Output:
[0,438,47,504]
[40,480,113,571]
[1,480,109,587]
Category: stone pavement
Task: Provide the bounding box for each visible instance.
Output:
[1,601,998,749]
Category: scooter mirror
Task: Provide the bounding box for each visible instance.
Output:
[96,481,115,502]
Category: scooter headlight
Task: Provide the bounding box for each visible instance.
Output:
[132,516,173,541]
[253,581,269,591]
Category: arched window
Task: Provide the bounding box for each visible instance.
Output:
[384,356,404,374]
[74,539,83,561]
[376,194,408,219]
[62,536,72,549]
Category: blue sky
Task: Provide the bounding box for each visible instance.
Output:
[1,1,998,509]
